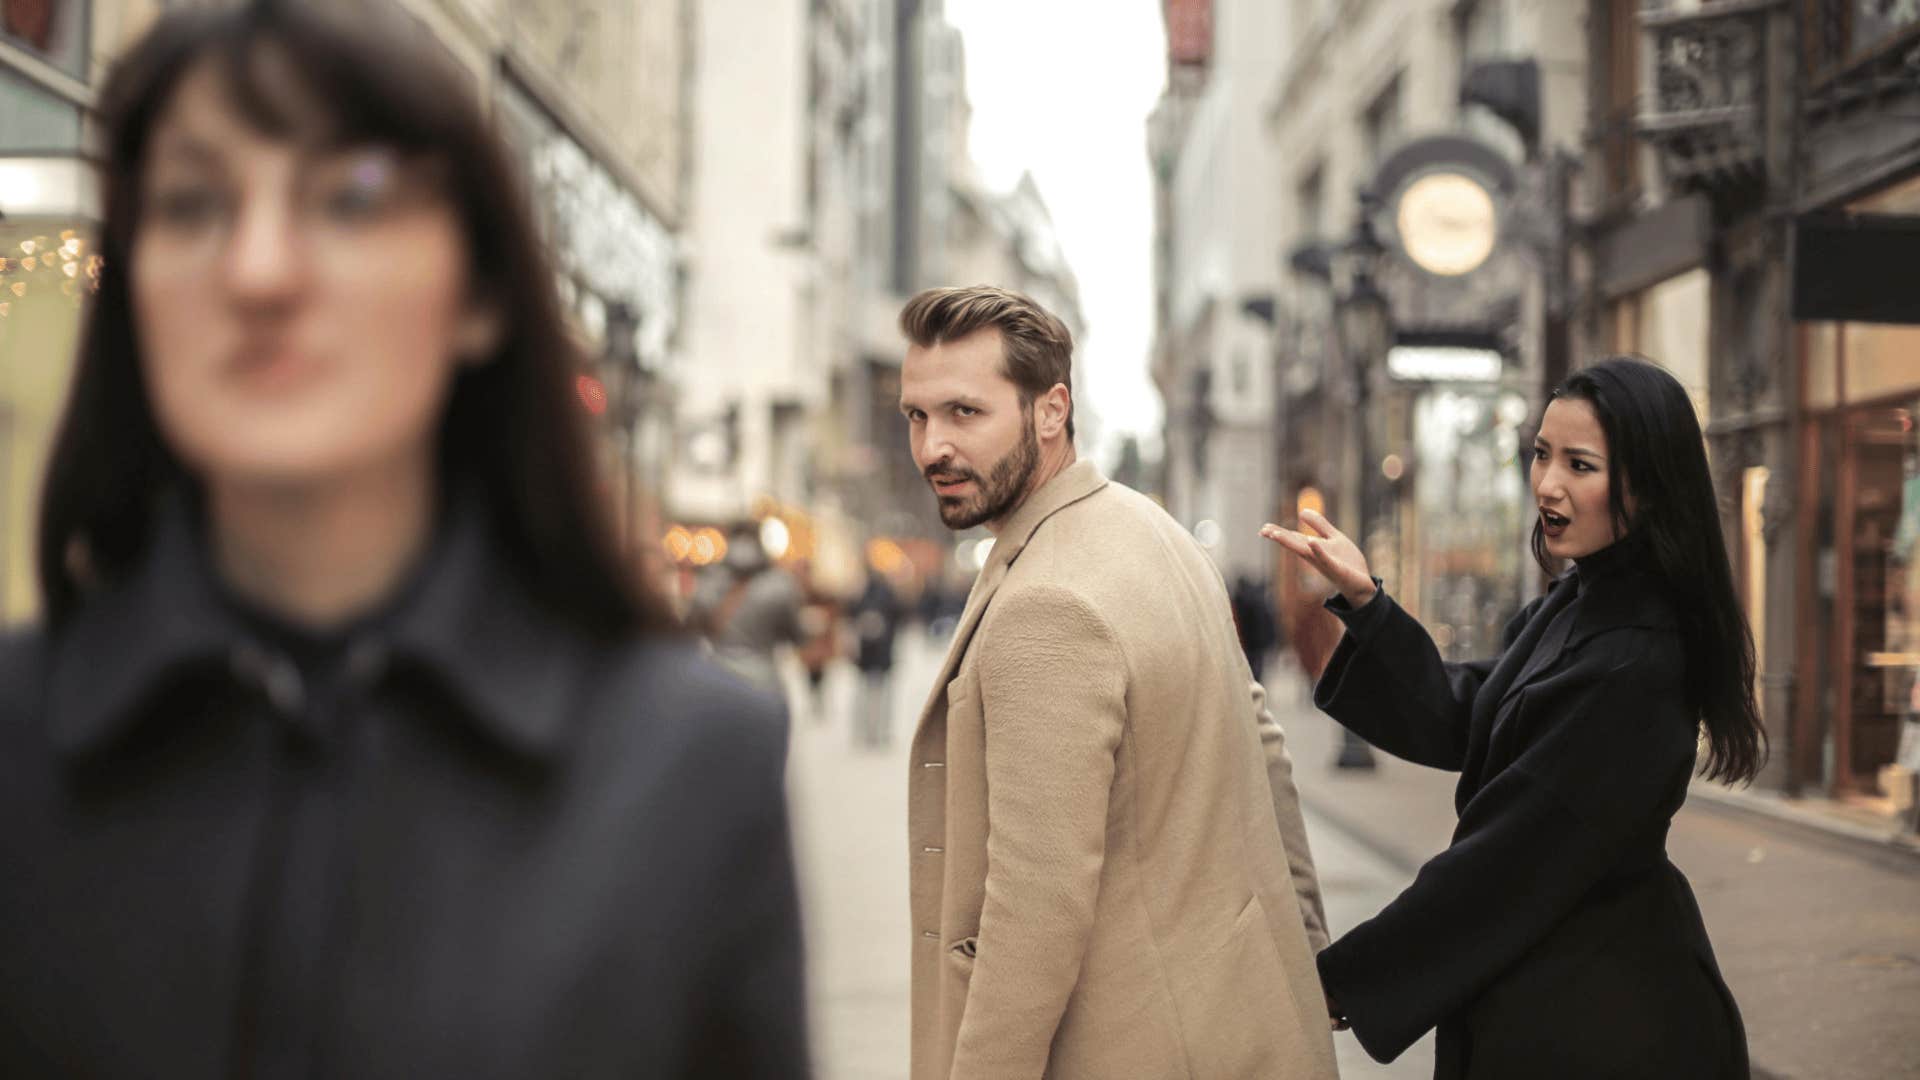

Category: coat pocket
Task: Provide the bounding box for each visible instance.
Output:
[945,671,974,710]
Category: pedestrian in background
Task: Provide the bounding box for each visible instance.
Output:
[849,569,902,749]
[688,524,806,704]
[897,285,1337,1080]
[1265,356,1757,1078]
[793,559,843,724]
[0,3,807,1076]
[1230,572,1280,682]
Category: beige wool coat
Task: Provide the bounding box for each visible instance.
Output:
[907,461,1340,1080]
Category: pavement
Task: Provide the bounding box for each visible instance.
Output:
[1262,660,1920,1080]
[785,634,1920,1079]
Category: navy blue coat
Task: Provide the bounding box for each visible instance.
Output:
[1313,541,1747,1079]
[0,502,809,1078]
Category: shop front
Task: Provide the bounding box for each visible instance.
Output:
[0,0,102,622]
[1794,172,1920,827]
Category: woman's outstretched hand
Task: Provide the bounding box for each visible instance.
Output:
[1260,509,1378,609]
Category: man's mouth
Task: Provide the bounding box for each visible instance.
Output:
[1540,508,1570,537]
[930,474,973,496]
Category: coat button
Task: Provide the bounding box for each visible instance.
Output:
[231,643,305,717]
[261,657,305,716]
[921,846,943,854]
[921,931,939,940]
[921,761,945,769]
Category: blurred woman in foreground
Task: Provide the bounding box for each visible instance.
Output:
[0,3,807,1076]
[1264,357,1757,1079]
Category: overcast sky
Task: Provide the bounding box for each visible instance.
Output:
[945,0,1167,467]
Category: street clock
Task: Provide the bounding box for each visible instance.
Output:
[1392,171,1499,277]
[1368,134,1516,281]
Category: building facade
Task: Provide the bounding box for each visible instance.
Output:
[1580,0,1920,827]
[1171,0,1590,661]
[0,0,694,622]
[1149,0,1288,582]
[1,0,167,622]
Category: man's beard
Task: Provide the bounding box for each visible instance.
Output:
[927,418,1040,532]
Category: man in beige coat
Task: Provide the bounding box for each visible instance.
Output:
[897,285,1340,1079]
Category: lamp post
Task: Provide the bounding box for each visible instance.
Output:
[1329,191,1390,771]
[604,301,647,550]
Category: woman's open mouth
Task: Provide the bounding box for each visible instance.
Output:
[1541,508,1570,538]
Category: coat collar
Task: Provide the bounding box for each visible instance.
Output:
[1493,541,1680,709]
[1566,535,1678,647]
[980,458,1107,575]
[45,491,593,763]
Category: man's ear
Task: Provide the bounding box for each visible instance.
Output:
[1036,383,1072,440]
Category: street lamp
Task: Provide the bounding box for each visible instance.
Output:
[603,301,649,548]
[1328,191,1391,771]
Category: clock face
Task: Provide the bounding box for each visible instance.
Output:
[1394,171,1497,277]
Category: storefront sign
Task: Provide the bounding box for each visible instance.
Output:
[1792,212,1920,325]
[1387,344,1502,382]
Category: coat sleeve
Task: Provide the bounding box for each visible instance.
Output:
[1316,630,1698,1065]
[1253,679,1331,951]
[949,584,1128,1079]
[1312,586,1541,770]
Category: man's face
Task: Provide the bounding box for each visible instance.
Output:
[899,328,1040,532]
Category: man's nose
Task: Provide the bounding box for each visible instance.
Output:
[920,421,957,465]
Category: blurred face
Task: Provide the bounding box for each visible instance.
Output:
[1531,397,1624,560]
[899,328,1039,533]
[130,56,497,491]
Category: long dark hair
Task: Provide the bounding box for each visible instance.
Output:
[37,0,675,638]
[1531,357,1766,784]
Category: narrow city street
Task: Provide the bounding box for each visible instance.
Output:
[790,638,1920,1080]
[788,631,1430,1079]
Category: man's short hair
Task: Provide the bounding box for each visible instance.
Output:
[899,285,1076,439]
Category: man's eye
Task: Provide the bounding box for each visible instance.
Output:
[955,406,978,417]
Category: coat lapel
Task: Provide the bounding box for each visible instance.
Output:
[1494,576,1579,711]
[911,460,1110,726]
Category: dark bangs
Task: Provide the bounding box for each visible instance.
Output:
[38,0,676,639]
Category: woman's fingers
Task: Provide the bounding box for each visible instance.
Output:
[1259,524,1312,557]
[1299,508,1348,543]
[1262,526,1347,576]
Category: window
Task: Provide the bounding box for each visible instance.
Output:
[0,64,81,153]
[1456,0,1522,157]
[1803,0,1920,81]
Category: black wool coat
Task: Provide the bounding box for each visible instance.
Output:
[1313,541,1748,1080]
[0,501,809,1079]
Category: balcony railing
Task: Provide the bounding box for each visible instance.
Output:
[1637,0,1784,192]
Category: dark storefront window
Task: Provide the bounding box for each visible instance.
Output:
[1824,404,1920,803]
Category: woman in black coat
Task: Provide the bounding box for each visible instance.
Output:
[0,4,807,1076]
[1264,357,1760,1079]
